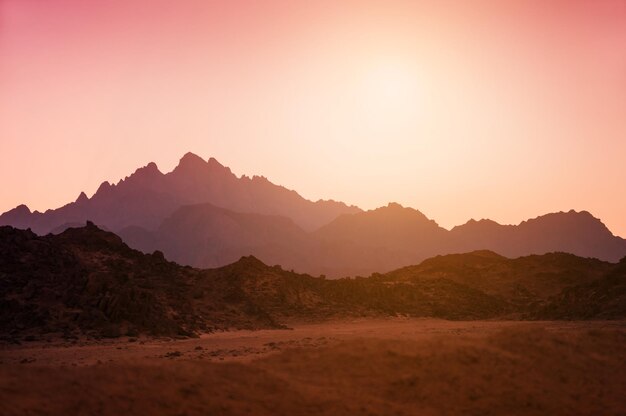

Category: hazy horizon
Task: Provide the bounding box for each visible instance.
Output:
[2,0,625,236]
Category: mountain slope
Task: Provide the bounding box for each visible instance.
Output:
[122,203,626,277]
[2,153,625,276]
[2,224,624,341]
[118,202,312,270]
[0,223,283,339]
[0,152,360,234]
[449,210,626,262]
[535,256,626,319]
[118,202,450,277]
[384,250,615,314]
[0,224,514,340]
[315,203,447,251]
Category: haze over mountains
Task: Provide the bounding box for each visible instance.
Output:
[2,152,625,276]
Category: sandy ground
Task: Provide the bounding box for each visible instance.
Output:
[1,318,625,415]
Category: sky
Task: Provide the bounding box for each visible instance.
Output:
[1,0,625,236]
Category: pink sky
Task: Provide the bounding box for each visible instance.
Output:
[1,0,625,235]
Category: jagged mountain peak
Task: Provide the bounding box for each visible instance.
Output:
[175,152,208,170]
[0,204,33,230]
[451,218,503,232]
[467,218,500,225]
[10,204,31,215]
[75,192,88,204]
[181,151,206,163]
[170,153,236,181]
[207,156,226,169]
[235,255,268,268]
[362,202,437,226]
[95,181,113,194]
[519,209,610,233]
[117,161,164,187]
[0,152,361,234]
[385,202,405,209]
[521,209,597,223]
[135,161,162,177]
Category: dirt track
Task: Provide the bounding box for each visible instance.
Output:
[1,319,625,415]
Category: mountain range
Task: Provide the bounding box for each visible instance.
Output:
[0,152,359,234]
[2,223,624,340]
[2,152,625,276]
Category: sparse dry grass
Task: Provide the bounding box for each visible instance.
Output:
[1,320,624,416]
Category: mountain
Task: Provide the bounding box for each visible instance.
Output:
[2,153,625,276]
[117,202,450,277]
[385,250,615,314]
[535,256,626,319]
[2,224,624,341]
[315,202,447,252]
[86,203,626,277]
[307,204,626,276]
[310,203,448,274]
[118,202,312,270]
[2,224,624,340]
[0,223,284,339]
[449,210,626,262]
[0,224,501,340]
[0,152,360,235]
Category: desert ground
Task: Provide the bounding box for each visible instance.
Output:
[1,318,625,415]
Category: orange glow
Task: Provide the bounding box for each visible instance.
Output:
[1,0,625,236]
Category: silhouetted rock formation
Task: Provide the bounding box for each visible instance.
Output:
[1,224,624,340]
[0,152,360,234]
[2,154,625,277]
[449,210,626,262]
[0,224,282,339]
[119,202,310,269]
[118,202,626,277]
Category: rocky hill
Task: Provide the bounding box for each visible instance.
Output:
[1,224,624,341]
[0,223,282,339]
[384,250,618,317]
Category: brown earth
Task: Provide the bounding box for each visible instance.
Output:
[1,318,625,415]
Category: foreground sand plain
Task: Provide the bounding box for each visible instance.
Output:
[1,318,625,415]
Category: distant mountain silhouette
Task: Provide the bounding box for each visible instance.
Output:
[449,210,626,262]
[118,202,455,276]
[310,203,449,274]
[315,202,447,250]
[117,202,626,277]
[1,153,625,276]
[309,204,626,275]
[118,202,312,270]
[0,152,360,234]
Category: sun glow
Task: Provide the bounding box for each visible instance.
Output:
[355,61,424,133]
[363,63,420,103]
